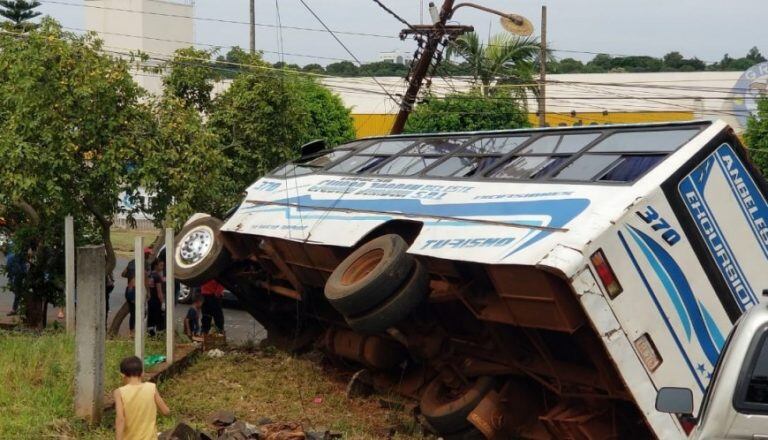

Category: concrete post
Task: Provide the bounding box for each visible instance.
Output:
[134,237,145,360]
[165,228,175,363]
[65,215,75,333]
[74,245,106,424]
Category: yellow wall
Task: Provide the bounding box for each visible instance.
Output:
[532,111,694,127]
[352,111,695,138]
[353,114,398,138]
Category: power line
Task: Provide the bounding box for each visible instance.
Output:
[296,0,400,106]
[39,0,400,39]
[61,26,353,62]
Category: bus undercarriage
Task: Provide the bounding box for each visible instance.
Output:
[207,224,653,439]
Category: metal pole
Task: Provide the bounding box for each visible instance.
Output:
[165,228,175,364]
[65,215,75,333]
[538,5,547,127]
[74,245,106,423]
[390,0,456,135]
[134,237,145,360]
[249,0,256,54]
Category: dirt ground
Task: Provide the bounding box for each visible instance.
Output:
[155,348,425,439]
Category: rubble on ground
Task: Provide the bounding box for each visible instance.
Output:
[160,410,342,440]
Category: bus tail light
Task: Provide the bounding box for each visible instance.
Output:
[635,333,663,372]
[590,249,623,298]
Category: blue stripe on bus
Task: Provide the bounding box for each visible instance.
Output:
[618,230,706,392]
[626,226,724,367]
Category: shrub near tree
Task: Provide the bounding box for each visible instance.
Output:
[745,97,768,176]
[209,67,356,192]
[404,92,530,134]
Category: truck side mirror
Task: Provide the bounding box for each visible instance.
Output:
[656,387,694,414]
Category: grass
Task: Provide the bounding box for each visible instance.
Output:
[110,229,159,256]
[0,331,423,439]
[150,349,423,439]
[0,330,164,439]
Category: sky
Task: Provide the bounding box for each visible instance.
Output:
[36,0,768,66]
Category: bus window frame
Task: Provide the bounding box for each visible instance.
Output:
[268,122,710,186]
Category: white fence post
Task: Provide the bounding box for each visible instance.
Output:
[65,215,75,333]
[74,245,106,423]
[165,228,175,364]
[134,237,145,360]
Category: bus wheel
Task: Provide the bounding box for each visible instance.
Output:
[174,216,230,286]
[324,234,414,316]
[419,375,495,435]
[345,259,429,333]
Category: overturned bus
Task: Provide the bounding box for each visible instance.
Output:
[173,120,768,439]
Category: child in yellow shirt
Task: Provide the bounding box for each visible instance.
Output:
[114,356,171,440]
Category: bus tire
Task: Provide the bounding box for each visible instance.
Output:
[345,259,428,334]
[325,234,414,316]
[419,375,495,435]
[174,216,230,287]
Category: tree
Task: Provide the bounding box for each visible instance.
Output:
[551,57,584,74]
[745,97,768,177]
[747,46,767,64]
[302,63,325,74]
[0,20,151,326]
[0,0,40,30]
[404,91,530,134]
[446,32,539,99]
[294,77,356,147]
[215,46,269,78]
[326,61,359,76]
[162,47,220,113]
[358,61,408,77]
[208,70,355,192]
[138,97,231,228]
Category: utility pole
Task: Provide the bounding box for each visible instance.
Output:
[391,1,472,134]
[538,5,547,127]
[249,0,256,54]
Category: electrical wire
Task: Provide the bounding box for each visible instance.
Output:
[296,0,400,106]
[39,0,400,39]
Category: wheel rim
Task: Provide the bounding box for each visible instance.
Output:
[176,226,214,269]
[340,249,384,285]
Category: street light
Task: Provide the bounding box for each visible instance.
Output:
[451,2,533,36]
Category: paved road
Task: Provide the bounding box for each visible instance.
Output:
[0,255,266,344]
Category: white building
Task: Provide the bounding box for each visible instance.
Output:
[85,0,195,95]
[378,51,408,65]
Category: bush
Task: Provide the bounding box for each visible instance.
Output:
[404,92,530,133]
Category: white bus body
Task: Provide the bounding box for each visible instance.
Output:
[176,119,768,439]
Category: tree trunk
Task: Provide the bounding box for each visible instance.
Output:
[15,199,48,329]
[83,197,116,275]
[23,291,46,330]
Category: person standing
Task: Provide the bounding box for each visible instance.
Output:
[5,247,25,316]
[147,260,166,336]
[121,247,152,337]
[200,279,225,335]
[114,356,171,440]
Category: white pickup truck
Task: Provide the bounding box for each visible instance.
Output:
[658,301,768,439]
